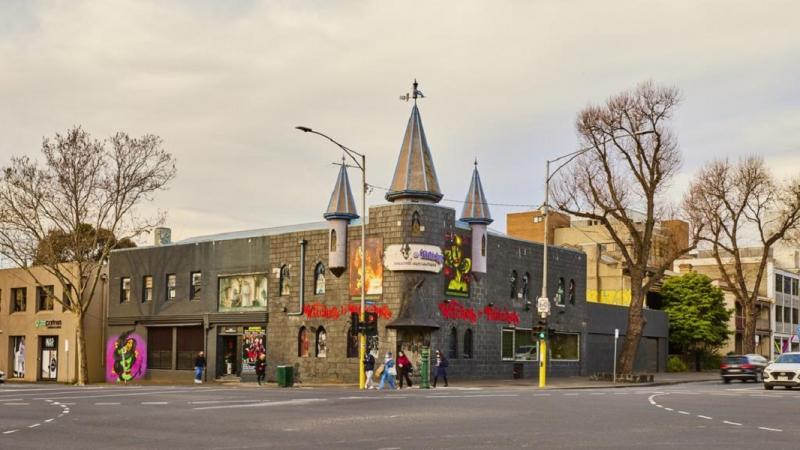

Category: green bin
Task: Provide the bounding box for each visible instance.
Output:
[277,365,294,387]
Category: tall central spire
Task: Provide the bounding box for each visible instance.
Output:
[385,80,443,204]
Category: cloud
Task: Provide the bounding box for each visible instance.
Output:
[1,0,799,237]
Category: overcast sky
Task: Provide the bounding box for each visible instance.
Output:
[1,0,798,243]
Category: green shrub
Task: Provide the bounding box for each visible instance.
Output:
[701,352,722,370]
[667,355,688,372]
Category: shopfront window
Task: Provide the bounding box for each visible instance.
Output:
[501,328,538,361]
[176,326,204,370]
[148,327,173,370]
[550,333,580,361]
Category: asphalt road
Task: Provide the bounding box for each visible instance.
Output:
[1,380,798,449]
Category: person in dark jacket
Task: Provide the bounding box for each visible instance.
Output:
[255,353,267,386]
[433,350,448,387]
[194,351,206,384]
[364,351,377,389]
[396,350,413,388]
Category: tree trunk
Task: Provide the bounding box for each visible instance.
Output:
[742,299,756,354]
[618,279,646,375]
[75,312,90,385]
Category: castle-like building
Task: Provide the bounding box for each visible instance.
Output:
[106,82,666,384]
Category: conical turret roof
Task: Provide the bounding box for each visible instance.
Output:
[324,163,359,220]
[385,100,443,204]
[460,161,493,224]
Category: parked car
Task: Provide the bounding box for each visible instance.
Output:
[763,352,800,390]
[720,354,767,383]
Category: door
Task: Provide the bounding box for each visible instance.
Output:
[218,335,239,377]
[39,336,58,381]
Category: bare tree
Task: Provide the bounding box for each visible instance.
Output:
[685,157,800,354]
[0,126,176,384]
[552,81,698,375]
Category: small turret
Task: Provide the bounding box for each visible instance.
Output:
[460,161,493,276]
[324,162,359,277]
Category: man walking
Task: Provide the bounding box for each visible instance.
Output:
[432,350,448,388]
[194,351,206,384]
[364,350,377,389]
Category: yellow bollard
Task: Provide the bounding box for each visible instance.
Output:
[538,339,547,388]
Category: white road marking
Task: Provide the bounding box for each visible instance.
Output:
[532,394,551,397]
[44,419,54,423]
[723,421,742,426]
[28,424,40,428]
[95,402,120,405]
[656,405,664,408]
[36,387,229,401]
[697,415,712,420]
[590,392,605,395]
[664,408,674,411]
[141,402,168,405]
[613,392,629,395]
[564,393,579,396]
[189,399,263,405]
[194,398,326,411]
[678,411,690,415]
[2,430,18,435]
[758,427,782,432]
[3,402,30,406]
[423,394,518,399]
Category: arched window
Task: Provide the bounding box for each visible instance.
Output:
[411,211,422,236]
[481,233,486,257]
[314,263,326,295]
[329,229,337,252]
[463,329,473,359]
[522,272,530,301]
[555,277,566,306]
[316,327,327,358]
[280,265,290,296]
[448,327,458,359]
[568,279,576,304]
[298,327,309,357]
[510,270,518,299]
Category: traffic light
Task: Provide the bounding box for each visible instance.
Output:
[531,325,546,340]
[364,311,379,335]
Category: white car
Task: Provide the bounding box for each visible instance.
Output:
[763,352,800,390]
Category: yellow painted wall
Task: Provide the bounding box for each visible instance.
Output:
[587,289,632,306]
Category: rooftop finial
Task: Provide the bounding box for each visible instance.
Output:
[400,79,425,103]
[474,157,478,167]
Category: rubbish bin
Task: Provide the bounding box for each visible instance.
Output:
[277,365,294,387]
[513,363,524,379]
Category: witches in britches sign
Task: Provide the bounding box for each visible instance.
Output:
[438,300,520,327]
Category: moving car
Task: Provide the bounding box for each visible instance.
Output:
[763,352,800,390]
[720,354,767,383]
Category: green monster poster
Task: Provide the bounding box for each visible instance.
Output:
[443,231,472,297]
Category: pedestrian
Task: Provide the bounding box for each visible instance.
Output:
[433,349,448,388]
[194,351,206,384]
[364,350,377,389]
[378,351,397,390]
[255,353,267,386]
[397,350,413,389]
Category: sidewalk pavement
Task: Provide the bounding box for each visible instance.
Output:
[221,370,720,390]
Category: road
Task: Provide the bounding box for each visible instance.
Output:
[1,380,797,449]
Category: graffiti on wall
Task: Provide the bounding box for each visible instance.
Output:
[106,332,147,383]
[443,232,472,297]
[438,300,520,326]
[304,302,393,320]
[349,237,383,299]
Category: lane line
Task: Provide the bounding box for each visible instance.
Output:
[36,387,230,401]
[141,402,168,405]
[95,402,120,405]
[678,411,690,415]
[44,419,54,423]
[723,421,742,426]
[664,408,674,411]
[2,402,30,406]
[2,430,18,435]
[697,415,712,420]
[194,398,326,411]
[758,427,782,432]
[28,424,40,428]
[189,400,263,405]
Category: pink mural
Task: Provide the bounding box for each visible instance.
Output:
[106,331,147,383]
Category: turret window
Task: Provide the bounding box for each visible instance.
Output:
[481,234,486,257]
[411,211,422,236]
[329,229,337,252]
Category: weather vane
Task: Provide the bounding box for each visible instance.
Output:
[399,79,425,103]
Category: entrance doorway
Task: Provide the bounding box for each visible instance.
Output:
[218,335,239,377]
[39,336,58,381]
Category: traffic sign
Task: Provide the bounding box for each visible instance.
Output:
[537,297,550,315]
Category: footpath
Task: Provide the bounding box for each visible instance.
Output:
[222,370,720,390]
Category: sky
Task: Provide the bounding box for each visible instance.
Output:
[1,0,799,243]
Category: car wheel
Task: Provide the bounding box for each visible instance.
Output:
[723,378,731,384]
[786,386,793,390]
[764,384,774,390]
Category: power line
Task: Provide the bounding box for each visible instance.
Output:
[367,184,541,209]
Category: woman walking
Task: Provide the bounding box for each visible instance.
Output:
[397,350,413,389]
[433,350,448,388]
[378,352,397,390]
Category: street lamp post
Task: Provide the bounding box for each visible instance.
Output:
[538,130,654,388]
[296,126,367,390]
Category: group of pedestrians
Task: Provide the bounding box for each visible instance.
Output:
[193,351,268,385]
[364,349,448,390]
